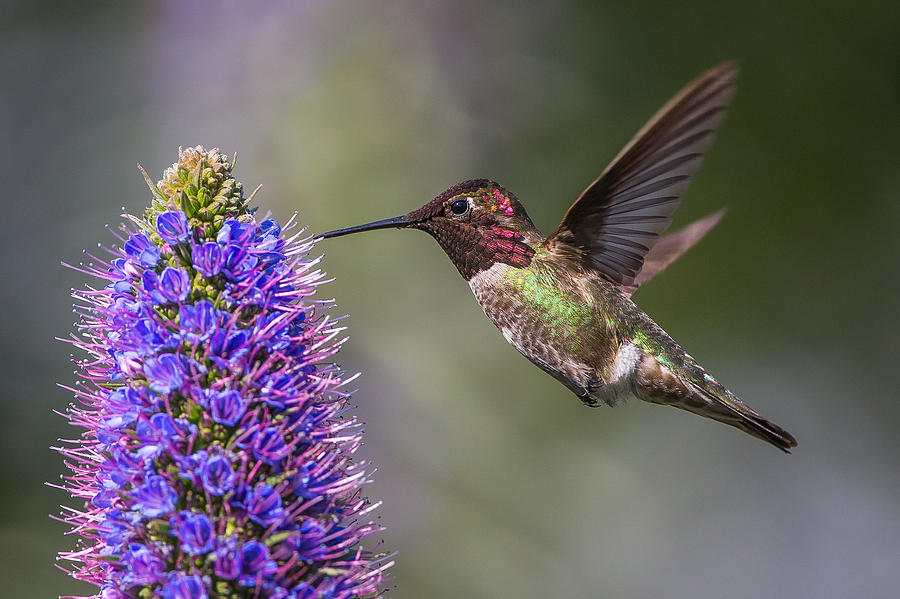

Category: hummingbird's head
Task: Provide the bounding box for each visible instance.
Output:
[321,179,540,279]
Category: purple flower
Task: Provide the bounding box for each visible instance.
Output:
[222,244,258,282]
[134,413,179,460]
[121,543,165,586]
[114,350,142,378]
[200,453,235,496]
[191,242,223,277]
[214,537,242,580]
[209,389,245,426]
[216,220,253,246]
[112,279,133,295]
[124,233,160,268]
[98,509,139,552]
[209,328,249,367]
[242,483,285,526]
[100,585,129,599]
[141,270,164,304]
[239,541,277,587]
[158,267,190,303]
[159,573,208,599]
[290,583,318,599]
[290,460,339,500]
[258,371,296,409]
[143,353,185,394]
[101,387,139,430]
[156,211,191,244]
[179,300,217,341]
[131,474,177,517]
[255,219,286,262]
[295,519,328,562]
[133,316,168,349]
[170,511,214,555]
[258,218,281,238]
[57,147,387,598]
[253,426,288,463]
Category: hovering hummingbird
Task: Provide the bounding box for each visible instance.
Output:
[320,62,797,452]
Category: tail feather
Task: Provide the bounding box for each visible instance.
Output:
[727,406,798,453]
[633,353,798,452]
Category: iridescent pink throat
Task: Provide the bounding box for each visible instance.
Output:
[477,226,534,270]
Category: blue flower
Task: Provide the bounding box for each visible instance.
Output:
[290,582,318,599]
[101,387,139,430]
[222,245,258,282]
[113,350,142,379]
[255,219,286,263]
[156,211,191,244]
[100,583,129,599]
[253,426,288,463]
[209,389,245,426]
[170,511,214,555]
[295,519,328,562]
[239,541,277,587]
[241,483,284,527]
[191,242,223,277]
[179,300,217,341]
[159,573,209,599]
[121,543,165,586]
[258,371,295,409]
[258,218,281,238]
[141,270,165,305]
[290,460,339,500]
[133,316,168,350]
[200,453,235,496]
[112,278,133,295]
[209,328,249,367]
[158,267,190,303]
[143,353,185,394]
[216,220,253,246]
[214,537,242,580]
[131,474,177,518]
[134,413,179,460]
[124,233,160,268]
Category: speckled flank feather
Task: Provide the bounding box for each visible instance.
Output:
[469,258,613,403]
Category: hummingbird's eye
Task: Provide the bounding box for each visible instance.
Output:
[449,198,470,216]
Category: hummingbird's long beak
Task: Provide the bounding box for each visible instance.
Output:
[319,215,410,239]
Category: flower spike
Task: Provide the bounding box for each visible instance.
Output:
[56,146,390,598]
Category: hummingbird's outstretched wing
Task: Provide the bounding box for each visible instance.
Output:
[544,62,737,287]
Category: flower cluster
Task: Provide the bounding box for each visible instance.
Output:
[56,147,389,598]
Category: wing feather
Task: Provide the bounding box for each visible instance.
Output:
[545,62,737,286]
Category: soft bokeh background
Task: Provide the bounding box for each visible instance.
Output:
[2,1,898,597]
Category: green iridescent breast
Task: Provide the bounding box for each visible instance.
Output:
[501,255,607,351]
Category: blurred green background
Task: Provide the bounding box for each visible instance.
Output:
[2,1,898,597]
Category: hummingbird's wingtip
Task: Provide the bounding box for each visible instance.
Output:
[711,60,740,77]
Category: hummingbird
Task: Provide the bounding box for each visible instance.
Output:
[320,62,797,452]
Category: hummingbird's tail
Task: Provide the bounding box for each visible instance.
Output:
[700,397,798,453]
[632,353,798,452]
